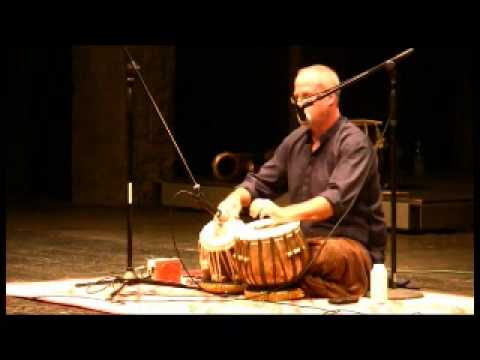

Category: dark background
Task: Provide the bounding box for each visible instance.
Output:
[8,48,73,201]
[7,47,474,202]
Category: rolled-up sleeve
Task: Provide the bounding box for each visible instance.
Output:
[318,136,373,218]
[237,140,289,200]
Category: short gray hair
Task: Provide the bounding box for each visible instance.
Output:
[297,65,341,102]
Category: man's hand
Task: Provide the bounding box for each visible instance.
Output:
[215,188,252,223]
[216,194,243,223]
[249,199,288,223]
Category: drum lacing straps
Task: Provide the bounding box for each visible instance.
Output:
[258,239,267,286]
[285,234,298,280]
[269,238,277,285]
[287,230,309,284]
[286,230,306,258]
[231,251,242,283]
[246,241,258,287]
[234,241,249,283]
[225,250,239,282]
[212,252,221,282]
[272,238,288,284]
[233,242,244,282]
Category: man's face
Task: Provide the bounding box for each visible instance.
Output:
[293,71,336,128]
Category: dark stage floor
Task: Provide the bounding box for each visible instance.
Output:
[6,199,474,314]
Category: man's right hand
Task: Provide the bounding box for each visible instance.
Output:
[215,187,252,223]
[216,194,242,223]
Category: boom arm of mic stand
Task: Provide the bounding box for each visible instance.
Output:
[122,47,221,217]
[122,47,200,189]
[300,48,415,110]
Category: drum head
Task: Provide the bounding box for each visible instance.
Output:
[240,219,300,241]
[199,219,244,251]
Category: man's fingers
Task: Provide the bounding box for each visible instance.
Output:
[249,200,261,218]
[215,209,228,223]
[216,200,241,222]
[250,199,271,219]
[258,206,271,219]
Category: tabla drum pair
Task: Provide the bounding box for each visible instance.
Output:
[198,218,310,299]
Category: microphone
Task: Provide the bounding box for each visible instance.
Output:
[294,103,307,122]
[291,97,306,123]
[293,102,311,126]
[291,96,315,126]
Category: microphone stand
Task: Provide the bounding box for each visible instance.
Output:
[75,47,215,301]
[385,61,423,300]
[119,47,219,217]
[297,48,422,299]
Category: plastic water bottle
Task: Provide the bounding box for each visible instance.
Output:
[370,263,388,304]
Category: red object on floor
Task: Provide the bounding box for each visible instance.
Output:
[152,258,182,283]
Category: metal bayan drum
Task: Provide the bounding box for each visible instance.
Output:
[234,219,310,289]
[198,219,243,285]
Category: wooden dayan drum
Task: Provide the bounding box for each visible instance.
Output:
[234,219,310,289]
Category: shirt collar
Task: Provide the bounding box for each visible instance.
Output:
[304,115,346,145]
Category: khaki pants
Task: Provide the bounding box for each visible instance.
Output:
[300,237,373,299]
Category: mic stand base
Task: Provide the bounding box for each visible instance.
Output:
[388,288,424,300]
[104,269,138,301]
[388,274,424,300]
[75,269,197,302]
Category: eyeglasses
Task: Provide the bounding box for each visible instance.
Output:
[290,93,323,110]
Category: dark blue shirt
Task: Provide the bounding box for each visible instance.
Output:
[238,116,386,263]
